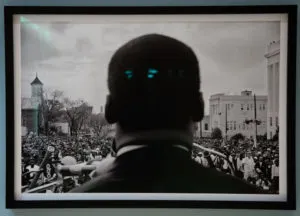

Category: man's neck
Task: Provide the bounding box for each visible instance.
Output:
[114,124,194,151]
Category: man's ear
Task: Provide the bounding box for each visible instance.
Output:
[192,91,204,122]
[104,95,118,124]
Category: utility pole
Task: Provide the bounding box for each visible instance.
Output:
[253,94,258,148]
[37,108,40,136]
[245,94,260,148]
[200,121,203,138]
[225,103,228,142]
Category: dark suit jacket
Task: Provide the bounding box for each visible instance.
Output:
[70,145,262,194]
[255,161,267,176]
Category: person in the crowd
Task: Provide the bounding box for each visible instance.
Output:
[229,153,237,171]
[25,159,40,184]
[204,151,215,168]
[235,153,244,179]
[41,156,57,184]
[70,34,262,194]
[241,151,256,182]
[220,158,231,175]
[22,161,30,186]
[256,173,272,191]
[271,158,279,193]
[264,157,273,180]
[21,132,279,193]
[255,156,267,177]
[194,153,202,165]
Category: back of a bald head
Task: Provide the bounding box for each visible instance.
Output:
[105,34,204,132]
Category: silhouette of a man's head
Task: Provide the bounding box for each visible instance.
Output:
[105,34,204,132]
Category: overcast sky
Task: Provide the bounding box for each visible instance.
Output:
[20,17,280,114]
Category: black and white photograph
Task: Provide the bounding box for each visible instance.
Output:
[5,6,297,209]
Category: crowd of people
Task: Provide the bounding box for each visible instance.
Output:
[21,133,114,192]
[193,137,280,194]
[21,132,279,194]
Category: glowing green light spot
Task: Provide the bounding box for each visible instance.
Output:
[147,68,158,79]
[148,68,158,74]
[125,70,133,79]
[20,16,51,42]
[33,24,40,30]
[20,16,28,23]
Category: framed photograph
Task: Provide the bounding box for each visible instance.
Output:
[5,5,297,209]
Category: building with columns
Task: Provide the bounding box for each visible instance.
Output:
[209,91,268,139]
[264,40,280,139]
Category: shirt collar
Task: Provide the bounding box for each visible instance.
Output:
[115,129,193,149]
[117,144,190,157]
[114,129,193,156]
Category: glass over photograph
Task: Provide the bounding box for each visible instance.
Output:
[16,14,287,201]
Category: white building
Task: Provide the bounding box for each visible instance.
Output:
[264,40,280,139]
[209,91,268,139]
[194,115,211,138]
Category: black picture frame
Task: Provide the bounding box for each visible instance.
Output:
[5,5,297,210]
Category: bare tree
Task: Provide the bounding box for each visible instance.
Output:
[89,113,110,139]
[211,127,223,139]
[40,89,64,135]
[63,98,92,136]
